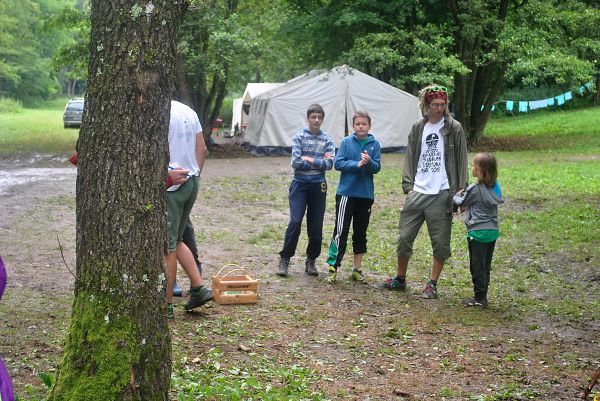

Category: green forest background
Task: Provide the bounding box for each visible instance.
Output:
[1,0,599,142]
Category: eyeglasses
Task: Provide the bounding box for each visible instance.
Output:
[430,103,447,108]
[425,85,448,93]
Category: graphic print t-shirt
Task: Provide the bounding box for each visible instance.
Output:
[413,119,449,195]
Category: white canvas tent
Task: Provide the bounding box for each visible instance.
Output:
[244,65,420,155]
[231,98,243,131]
[231,83,282,132]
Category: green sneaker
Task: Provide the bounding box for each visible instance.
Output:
[350,268,364,282]
[381,277,406,291]
[185,286,213,310]
[326,265,337,283]
[167,303,174,320]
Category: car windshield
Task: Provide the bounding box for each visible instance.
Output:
[67,102,84,111]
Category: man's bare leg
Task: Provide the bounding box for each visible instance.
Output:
[430,258,444,281]
[176,242,202,287]
[397,255,409,277]
[165,251,177,304]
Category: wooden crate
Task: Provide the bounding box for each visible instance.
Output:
[211,264,258,305]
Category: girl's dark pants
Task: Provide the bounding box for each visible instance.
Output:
[468,238,496,301]
[280,180,327,260]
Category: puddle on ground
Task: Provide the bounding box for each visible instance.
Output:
[0,168,76,196]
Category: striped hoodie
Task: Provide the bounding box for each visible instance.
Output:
[291,128,335,183]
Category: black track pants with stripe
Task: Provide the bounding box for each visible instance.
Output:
[326,195,374,268]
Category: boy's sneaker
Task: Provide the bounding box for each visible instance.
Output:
[167,303,174,320]
[461,297,488,308]
[422,281,437,299]
[326,265,337,283]
[277,257,290,277]
[173,280,183,297]
[305,258,318,276]
[184,286,213,310]
[350,268,365,282]
[381,277,406,291]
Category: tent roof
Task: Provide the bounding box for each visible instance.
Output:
[242,83,282,104]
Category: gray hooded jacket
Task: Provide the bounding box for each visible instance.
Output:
[453,183,504,231]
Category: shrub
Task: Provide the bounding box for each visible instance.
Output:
[0,97,23,113]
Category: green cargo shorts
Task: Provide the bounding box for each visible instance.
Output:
[167,176,198,253]
[396,190,452,262]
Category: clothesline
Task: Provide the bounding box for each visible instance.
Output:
[481,82,593,113]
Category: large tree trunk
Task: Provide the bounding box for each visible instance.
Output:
[450,0,510,145]
[48,1,186,400]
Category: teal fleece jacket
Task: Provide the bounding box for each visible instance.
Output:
[334,133,381,199]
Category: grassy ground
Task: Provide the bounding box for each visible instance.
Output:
[0,98,78,157]
[0,106,599,400]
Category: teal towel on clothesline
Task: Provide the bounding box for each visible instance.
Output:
[498,81,593,112]
[518,101,528,113]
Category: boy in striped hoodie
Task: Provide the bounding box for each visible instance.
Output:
[277,104,335,277]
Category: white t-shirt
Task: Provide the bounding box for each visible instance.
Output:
[168,100,203,191]
[413,119,449,195]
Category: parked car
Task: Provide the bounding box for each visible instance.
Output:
[63,98,84,128]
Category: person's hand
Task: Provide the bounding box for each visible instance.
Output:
[301,156,315,164]
[323,152,334,159]
[168,168,189,185]
[358,150,370,167]
[457,188,466,196]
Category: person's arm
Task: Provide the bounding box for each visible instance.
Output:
[334,140,360,171]
[301,137,335,170]
[455,122,469,189]
[321,137,335,171]
[291,132,312,171]
[453,184,478,208]
[364,142,381,174]
[402,125,418,194]
[196,130,207,173]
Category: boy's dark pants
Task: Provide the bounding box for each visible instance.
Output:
[468,238,496,301]
[327,195,374,268]
[280,180,327,260]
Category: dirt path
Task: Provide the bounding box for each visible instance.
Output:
[0,155,597,400]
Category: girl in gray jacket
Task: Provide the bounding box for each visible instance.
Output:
[453,153,503,308]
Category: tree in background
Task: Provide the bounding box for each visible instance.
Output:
[176,0,309,138]
[0,0,73,101]
[46,0,90,96]
[47,0,186,399]
[175,0,244,136]
[284,0,599,143]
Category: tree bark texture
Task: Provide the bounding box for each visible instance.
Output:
[48,1,186,400]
